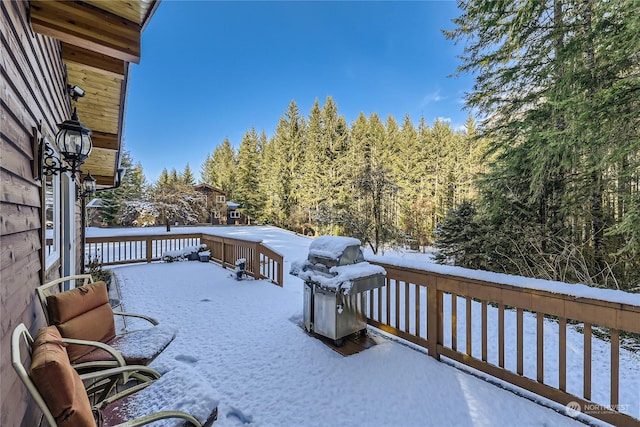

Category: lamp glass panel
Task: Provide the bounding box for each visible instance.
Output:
[83,176,96,194]
[44,173,61,269]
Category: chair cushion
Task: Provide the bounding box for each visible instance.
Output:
[46,282,116,361]
[46,281,110,323]
[30,326,96,426]
[57,303,117,362]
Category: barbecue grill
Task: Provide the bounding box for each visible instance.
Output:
[290,236,386,346]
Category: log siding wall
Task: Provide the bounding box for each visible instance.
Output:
[1,1,73,425]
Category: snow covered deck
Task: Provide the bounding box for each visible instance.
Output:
[113,260,598,427]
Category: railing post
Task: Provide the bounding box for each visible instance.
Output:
[146,236,153,262]
[221,238,226,267]
[427,279,441,361]
[253,243,261,280]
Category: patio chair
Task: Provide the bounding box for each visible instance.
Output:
[12,323,218,427]
[36,275,177,371]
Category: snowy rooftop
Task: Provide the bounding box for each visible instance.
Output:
[106,226,640,427]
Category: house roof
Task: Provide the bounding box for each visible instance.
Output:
[194,183,226,194]
[86,198,104,208]
[29,0,160,188]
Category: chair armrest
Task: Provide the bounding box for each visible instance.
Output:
[113,311,159,326]
[62,337,127,368]
[80,364,162,405]
[79,365,161,385]
[88,365,163,408]
[114,410,203,426]
[63,337,132,387]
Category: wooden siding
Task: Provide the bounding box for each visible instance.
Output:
[0,1,70,425]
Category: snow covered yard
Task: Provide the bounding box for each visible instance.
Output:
[105,226,639,426]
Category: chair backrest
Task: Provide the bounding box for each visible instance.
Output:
[41,281,117,362]
[11,323,61,427]
[12,323,98,426]
[37,274,94,325]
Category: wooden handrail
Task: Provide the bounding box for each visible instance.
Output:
[86,232,284,287]
[85,232,639,425]
[368,260,640,427]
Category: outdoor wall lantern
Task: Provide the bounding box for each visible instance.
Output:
[76,172,97,200]
[37,106,93,180]
[67,84,85,101]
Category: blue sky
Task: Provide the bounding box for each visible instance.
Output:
[124,1,473,184]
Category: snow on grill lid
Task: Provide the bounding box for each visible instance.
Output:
[308,236,362,261]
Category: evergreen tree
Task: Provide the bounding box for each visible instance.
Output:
[182,164,195,185]
[298,98,325,229]
[201,138,237,197]
[263,100,306,228]
[444,0,640,288]
[200,153,216,187]
[257,135,280,225]
[169,168,179,185]
[97,150,146,226]
[341,113,399,253]
[318,97,349,234]
[433,201,487,269]
[158,168,170,187]
[235,127,263,222]
[99,190,119,225]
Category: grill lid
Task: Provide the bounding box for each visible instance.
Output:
[290,236,386,294]
[307,236,364,271]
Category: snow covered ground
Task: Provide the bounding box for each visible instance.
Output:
[105,225,639,426]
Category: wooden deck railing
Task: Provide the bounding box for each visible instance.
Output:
[85,232,639,425]
[85,232,284,286]
[367,261,640,427]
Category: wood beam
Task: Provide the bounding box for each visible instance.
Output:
[91,131,119,151]
[30,1,141,63]
[91,173,117,187]
[62,43,126,79]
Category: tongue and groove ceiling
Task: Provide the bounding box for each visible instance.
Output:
[29,0,159,187]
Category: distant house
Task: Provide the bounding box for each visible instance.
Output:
[193,184,247,225]
[193,184,227,224]
[226,201,248,225]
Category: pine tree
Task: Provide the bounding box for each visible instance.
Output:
[214,138,237,197]
[257,135,280,225]
[158,168,170,187]
[298,98,325,229]
[169,168,179,185]
[341,113,399,253]
[97,150,146,226]
[264,100,306,228]
[445,0,640,288]
[433,201,487,269]
[235,127,262,222]
[182,164,195,185]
